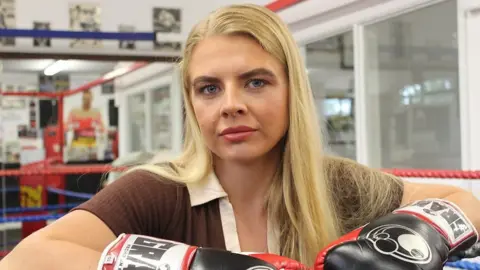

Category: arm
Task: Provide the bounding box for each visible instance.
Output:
[402,180,480,233]
[0,210,115,270]
[0,170,173,270]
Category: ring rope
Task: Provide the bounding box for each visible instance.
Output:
[1,203,81,214]
[446,260,480,270]
[0,213,65,223]
[46,187,94,199]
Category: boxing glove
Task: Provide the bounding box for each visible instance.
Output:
[315,198,478,270]
[98,234,306,270]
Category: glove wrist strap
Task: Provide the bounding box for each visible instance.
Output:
[394,198,478,250]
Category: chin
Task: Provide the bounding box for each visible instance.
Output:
[217,146,268,163]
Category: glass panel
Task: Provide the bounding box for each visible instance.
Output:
[363,0,459,169]
[151,85,172,151]
[306,31,356,160]
[128,92,146,152]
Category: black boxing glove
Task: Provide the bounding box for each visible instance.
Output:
[315,198,478,270]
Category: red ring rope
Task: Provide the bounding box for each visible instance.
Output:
[0,165,479,179]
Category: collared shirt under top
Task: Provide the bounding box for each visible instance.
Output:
[74,156,403,253]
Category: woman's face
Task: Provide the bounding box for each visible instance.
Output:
[188,34,289,162]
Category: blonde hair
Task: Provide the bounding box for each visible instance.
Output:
[131,4,340,265]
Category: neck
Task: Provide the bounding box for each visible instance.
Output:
[213,148,282,213]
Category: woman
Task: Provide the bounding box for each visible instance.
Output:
[1,4,479,269]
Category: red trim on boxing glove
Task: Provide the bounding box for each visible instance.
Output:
[248,253,309,269]
[181,246,199,269]
[315,227,363,269]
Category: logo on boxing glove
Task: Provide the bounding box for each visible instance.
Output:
[365,224,432,264]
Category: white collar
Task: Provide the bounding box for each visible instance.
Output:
[186,172,228,206]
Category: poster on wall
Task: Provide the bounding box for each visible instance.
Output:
[0,0,15,46]
[153,7,182,52]
[64,89,114,161]
[0,98,28,163]
[69,3,102,48]
[38,73,70,92]
[33,21,51,47]
[118,24,135,50]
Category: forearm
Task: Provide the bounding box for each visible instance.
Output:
[443,191,480,234]
[0,236,101,270]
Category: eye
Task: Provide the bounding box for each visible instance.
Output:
[200,85,219,95]
[247,79,266,88]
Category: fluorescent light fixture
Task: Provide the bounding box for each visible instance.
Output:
[44,60,69,76]
[103,67,130,80]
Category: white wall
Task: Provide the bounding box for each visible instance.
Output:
[8,0,273,55]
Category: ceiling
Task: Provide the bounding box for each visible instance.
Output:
[0,59,122,74]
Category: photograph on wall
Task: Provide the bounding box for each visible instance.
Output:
[0,97,28,163]
[153,8,181,33]
[33,21,51,47]
[0,0,15,46]
[118,24,135,50]
[153,7,182,52]
[38,73,70,92]
[101,81,114,94]
[69,3,102,48]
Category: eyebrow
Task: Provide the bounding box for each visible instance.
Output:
[191,68,276,88]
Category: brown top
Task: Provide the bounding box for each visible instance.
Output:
[73,156,404,252]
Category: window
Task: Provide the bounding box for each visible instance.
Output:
[363,0,459,169]
[306,31,355,160]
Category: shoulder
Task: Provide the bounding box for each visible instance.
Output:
[75,166,190,237]
[323,155,405,232]
[109,167,190,207]
[69,108,81,114]
[323,155,402,185]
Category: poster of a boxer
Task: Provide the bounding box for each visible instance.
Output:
[69,3,102,48]
[118,24,135,50]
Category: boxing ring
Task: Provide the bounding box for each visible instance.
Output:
[0,12,478,270]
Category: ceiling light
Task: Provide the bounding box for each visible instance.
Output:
[44,60,68,76]
[103,67,130,80]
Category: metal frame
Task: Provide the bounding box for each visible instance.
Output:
[462,4,480,170]
[118,65,183,157]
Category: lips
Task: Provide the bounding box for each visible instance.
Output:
[220,126,256,143]
[220,125,256,136]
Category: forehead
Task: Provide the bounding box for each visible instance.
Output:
[188,35,284,79]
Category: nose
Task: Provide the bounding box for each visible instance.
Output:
[220,86,247,118]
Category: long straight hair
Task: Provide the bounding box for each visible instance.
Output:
[131,4,340,265]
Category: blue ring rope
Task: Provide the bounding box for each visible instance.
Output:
[46,187,94,199]
[0,187,95,199]
[0,213,64,223]
[0,187,20,193]
[446,260,480,270]
[0,29,155,40]
[1,203,80,214]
